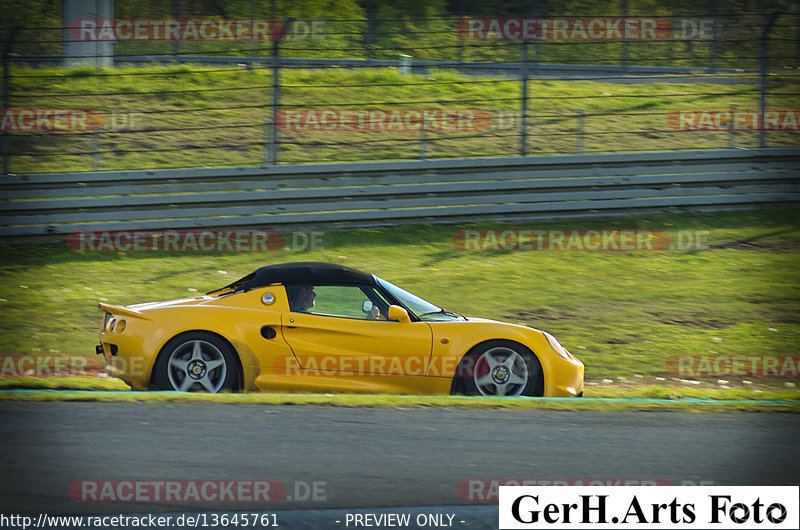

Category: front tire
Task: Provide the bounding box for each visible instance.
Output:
[153,332,238,392]
[456,340,543,396]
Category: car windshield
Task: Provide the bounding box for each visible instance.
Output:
[375,276,460,321]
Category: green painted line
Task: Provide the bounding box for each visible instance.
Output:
[0,389,797,406]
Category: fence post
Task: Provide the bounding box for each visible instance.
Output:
[520,42,529,156]
[247,0,255,70]
[365,0,375,60]
[1,26,19,175]
[457,0,464,64]
[266,29,283,166]
[621,0,629,69]
[728,104,737,148]
[796,0,800,70]
[171,0,180,59]
[531,0,539,76]
[759,12,780,149]
[709,0,718,73]
[577,109,586,153]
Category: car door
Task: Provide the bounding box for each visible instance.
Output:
[281,284,432,377]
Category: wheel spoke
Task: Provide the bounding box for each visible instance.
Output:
[495,382,508,396]
[482,354,501,371]
[501,352,520,369]
[190,341,203,360]
[178,376,195,392]
[476,373,494,389]
[198,376,217,393]
[508,373,527,386]
[169,358,188,372]
[205,359,224,371]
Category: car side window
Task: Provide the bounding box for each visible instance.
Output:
[294,285,390,320]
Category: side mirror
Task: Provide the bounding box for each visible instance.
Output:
[387,305,411,323]
[361,300,374,314]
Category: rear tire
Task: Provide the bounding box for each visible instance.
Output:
[153,332,238,392]
[455,340,543,396]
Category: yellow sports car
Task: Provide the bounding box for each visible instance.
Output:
[97,262,584,397]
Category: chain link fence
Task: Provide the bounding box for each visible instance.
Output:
[2,0,799,173]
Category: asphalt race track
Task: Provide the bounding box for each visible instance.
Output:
[1,402,798,527]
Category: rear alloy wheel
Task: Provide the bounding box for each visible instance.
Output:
[459,341,542,396]
[154,333,237,392]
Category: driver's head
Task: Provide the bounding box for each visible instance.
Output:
[287,285,316,311]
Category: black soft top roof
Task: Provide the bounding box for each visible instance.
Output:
[209,262,375,294]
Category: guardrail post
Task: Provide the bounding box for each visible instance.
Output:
[92,131,101,171]
[420,121,427,160]
[262,117,270,167]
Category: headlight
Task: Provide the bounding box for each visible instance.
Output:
[543,331,571,360]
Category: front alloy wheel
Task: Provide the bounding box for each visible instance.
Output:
[154,332,237,392]
[458,340,543,396]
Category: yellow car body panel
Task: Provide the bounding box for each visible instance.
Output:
[98,265,584,397]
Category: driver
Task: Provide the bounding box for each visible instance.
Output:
[286,285,316,312]
[366,305,383,320]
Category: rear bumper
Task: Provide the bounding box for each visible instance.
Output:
[98,332,152,391]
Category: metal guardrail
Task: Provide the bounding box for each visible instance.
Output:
[1,149,798,238]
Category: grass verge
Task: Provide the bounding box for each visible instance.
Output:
[1,388,797,413]
[1,208,798,408]
[1,377,798,413]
